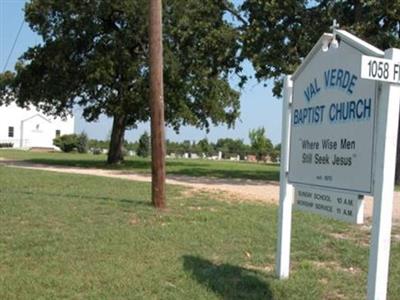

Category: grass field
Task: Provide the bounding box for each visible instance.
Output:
[1,165,400,299]
[0,149,280,181]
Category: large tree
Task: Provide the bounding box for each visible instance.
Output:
[3,0,242,164]
[238,0,400,180]
[240,1,400,96]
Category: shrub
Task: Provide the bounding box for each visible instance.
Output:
[121,147,129,158]
[76,132,89,153]
[92,148,102,155]
[137,131,150,158]
[0,143,13,148]
[53,134,78,152]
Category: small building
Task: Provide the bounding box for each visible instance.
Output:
[229,155,240,161]
[190,153,199,159]
[246,155,257,162]
[0,103,74,149]
[261,155,272,163]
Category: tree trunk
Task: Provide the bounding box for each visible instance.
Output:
[107,113,127,164]
[395,115,400,185]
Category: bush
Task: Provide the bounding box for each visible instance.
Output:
[76,132,89,153]
[121,147,129,158]
[92,148,102,155]
[0,143,13,148]
[53,134,78,152]
[137,131,150,158]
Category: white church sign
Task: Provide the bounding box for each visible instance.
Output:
[276,25,400,300]
[288,35,376,194]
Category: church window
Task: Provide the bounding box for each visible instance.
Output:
[8,126,14,138]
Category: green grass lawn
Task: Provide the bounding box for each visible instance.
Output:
[0,149,280,181]
[1,165,400,299]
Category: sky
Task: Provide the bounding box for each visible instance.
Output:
[0,0,283,145]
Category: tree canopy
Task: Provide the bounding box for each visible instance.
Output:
[3,0,243,163]
[236,0,400,180]
[238,0,400,96]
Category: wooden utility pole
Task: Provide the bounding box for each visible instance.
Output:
[149,0,166,208]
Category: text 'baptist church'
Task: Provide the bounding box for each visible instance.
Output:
[293,68,372,125]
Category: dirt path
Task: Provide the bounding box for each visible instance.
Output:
[1,158,399,222]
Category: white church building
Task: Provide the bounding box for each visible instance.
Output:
[0,103,74,149]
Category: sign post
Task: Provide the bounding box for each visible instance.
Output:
[366,48,400,300]
[276,76,294,279]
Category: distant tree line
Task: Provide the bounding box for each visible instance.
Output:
[165,127,280,162]
[165,137,280,162]
[54,128,281,162]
